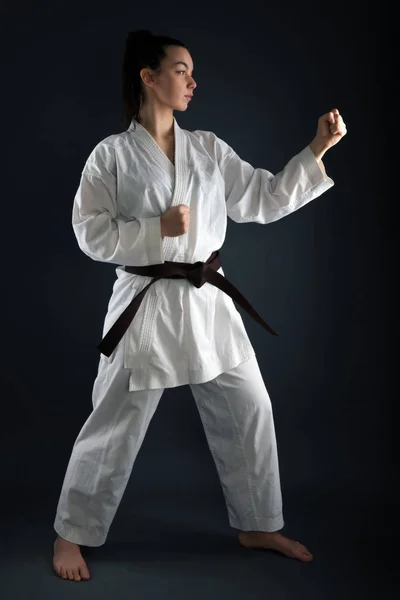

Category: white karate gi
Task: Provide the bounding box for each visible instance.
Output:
[53,116,335,545]
[72,117,334,391]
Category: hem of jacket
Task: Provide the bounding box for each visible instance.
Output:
[127,346,257,391]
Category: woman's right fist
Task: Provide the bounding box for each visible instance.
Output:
[160,204,190,238]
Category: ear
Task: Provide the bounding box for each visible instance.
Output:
[140,68,156,88]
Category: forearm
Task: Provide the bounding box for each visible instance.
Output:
[224,145,334,224]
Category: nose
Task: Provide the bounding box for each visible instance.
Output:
[189,78,197,90]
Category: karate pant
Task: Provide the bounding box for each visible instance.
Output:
[53,347,285,547]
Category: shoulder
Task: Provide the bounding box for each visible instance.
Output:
[186,128,234,162]
[83,130,131,177]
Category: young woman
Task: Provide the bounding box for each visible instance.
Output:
[52,29,347,581]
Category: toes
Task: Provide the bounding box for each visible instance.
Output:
[79,565,91,580]
[294,542,313,560]
[56,564,88,581]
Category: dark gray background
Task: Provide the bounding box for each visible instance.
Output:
[0,0,395,598]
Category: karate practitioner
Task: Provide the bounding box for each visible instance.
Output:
[52,29,347,581]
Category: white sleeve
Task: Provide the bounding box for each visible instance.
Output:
[72,141,164,266]
[215,135,335,224]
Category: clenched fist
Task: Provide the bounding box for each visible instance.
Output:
[160,204,190,238]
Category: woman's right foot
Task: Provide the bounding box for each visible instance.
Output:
[53,535,91,581]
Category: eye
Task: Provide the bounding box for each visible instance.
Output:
[176,71,194,77]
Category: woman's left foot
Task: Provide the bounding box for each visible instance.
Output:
[238,531,313,562]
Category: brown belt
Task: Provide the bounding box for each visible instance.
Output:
[97,249,278,357]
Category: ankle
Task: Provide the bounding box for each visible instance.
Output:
[55,535,79,547]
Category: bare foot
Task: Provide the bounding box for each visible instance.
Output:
[53,535,91,581]
[238,530,313,562]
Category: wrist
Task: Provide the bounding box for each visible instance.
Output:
[309,138,328,162]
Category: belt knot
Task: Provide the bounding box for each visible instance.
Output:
[187,261,206,288]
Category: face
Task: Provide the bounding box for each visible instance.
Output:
[140,45,197,111]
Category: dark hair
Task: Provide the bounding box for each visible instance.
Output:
[122,29,188,129]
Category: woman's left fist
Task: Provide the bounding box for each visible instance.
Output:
[315,108,347,150]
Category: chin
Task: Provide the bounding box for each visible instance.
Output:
[172,99,191,111]
[172,104,189,112]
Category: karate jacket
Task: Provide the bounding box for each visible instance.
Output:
[72,116,334,391]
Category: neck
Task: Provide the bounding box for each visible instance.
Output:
[138,103,174,139]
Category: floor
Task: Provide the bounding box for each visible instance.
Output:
[0,493,395,600]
